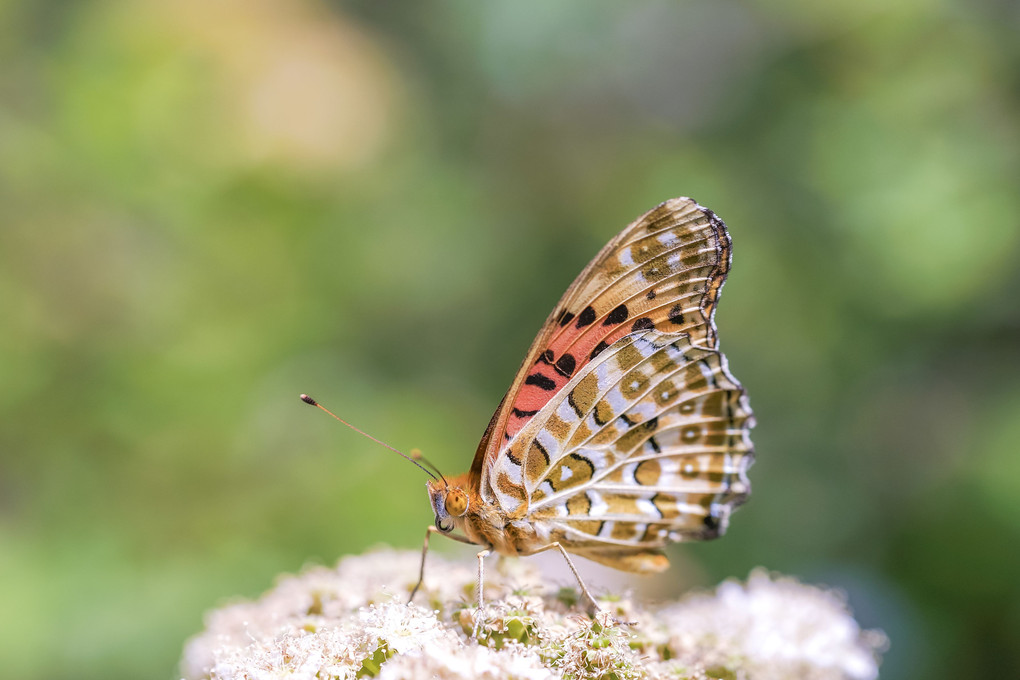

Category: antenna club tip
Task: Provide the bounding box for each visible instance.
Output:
[300,394,318,406]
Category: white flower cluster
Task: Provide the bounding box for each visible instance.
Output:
[180,550,886,680]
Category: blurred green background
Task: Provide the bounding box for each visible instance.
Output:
[1,1,1018,678]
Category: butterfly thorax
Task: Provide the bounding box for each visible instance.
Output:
[426,473,540,555]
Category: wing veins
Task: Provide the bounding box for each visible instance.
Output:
[546,234,719,350]
[524,340,747,509]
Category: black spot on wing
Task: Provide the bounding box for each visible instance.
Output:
[512,408,539,418]
[589,340,609,360]
[576,305,597,327]
[631,317,654,332]
[525,372,557,391]
[536,349,554,365]
[557,310,575,326]
[604,304,629,325]
[554,353,576,377]
[668,304,684,325]
[646,289,656,300]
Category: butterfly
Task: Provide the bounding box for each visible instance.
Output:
[304,197,754,612]
[406,197,755,610]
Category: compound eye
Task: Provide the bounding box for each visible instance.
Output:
[435,516,453,533]
[444,489,468,517]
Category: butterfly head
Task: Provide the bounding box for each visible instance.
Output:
[427,480,469,533]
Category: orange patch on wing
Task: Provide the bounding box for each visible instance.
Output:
[590,422,620,446]
[649,348,677,373]
[571,519,603,536]
[620,369,650,400]
[615,421,656,455]
[653,379,678,407]
[548,454,596,492]
[613,342,645,372]
[567,421,593,448]
[635,459,661,486]
[529,505,560,520]
[544,412,571,441]
[568,373,599,417]
[565,492,592,516]
[631,234,669,264]
[602,494,643,515]
[594,399,615,426]
[524,440,551,485]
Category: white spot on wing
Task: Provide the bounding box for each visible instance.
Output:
[536,430,560,461]
[606,390,628,414]
[557,398,580,424]
[637,498,657,516]
[500,459,523,484]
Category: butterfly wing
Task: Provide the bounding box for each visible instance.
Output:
[499,327,754,569]
[472,198,747,518]
[492,198,731,446]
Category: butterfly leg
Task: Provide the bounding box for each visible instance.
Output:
[408,525,438,604]
[472,546,493,637]
[524,542,602,615]
[409,525,477,604]
[475,548,492,609]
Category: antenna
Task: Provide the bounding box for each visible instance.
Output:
[409,448,447,485]
[299,394,438,481]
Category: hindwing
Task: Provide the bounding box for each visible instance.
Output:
[488,329,753,563]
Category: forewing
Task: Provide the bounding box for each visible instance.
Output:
[470,198,733,490]
[489,328,754,555]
